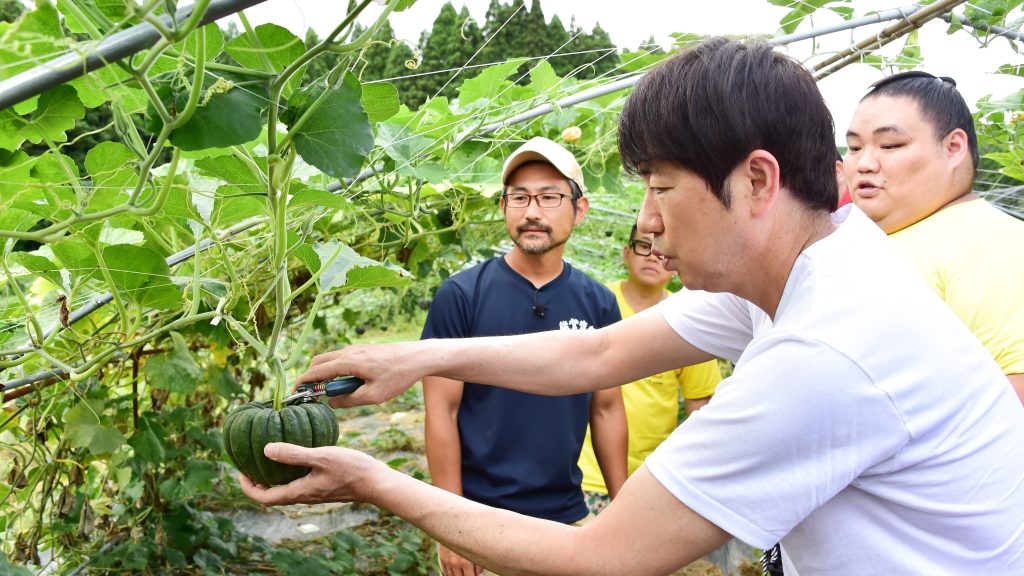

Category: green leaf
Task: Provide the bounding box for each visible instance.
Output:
[829,5,854,19]
[208,365,244,399]
[0,111,26,151]
[964,0,1016,27]
[92,0,131,21]
[50,239,98,284]
[985,151,1024,182]
[896,30,922,67]
[361,82,400,123]
[0,554,33,576]
[225,23,306,97]
[183,461,219,494]
[181,23,225,62]
[150,73,270,151]
[342,263,415,290]
[0,2,63,112]
[457,60,522,107]
[66,400,125,455]
[128,415,167,464]
[102,244,181,310]
[212,190,265,227]
[0,150,36,199]
[769,0,836,34]
[0,208,41,234]
[17,152,79,223]
[620,49,670,74]
[998,63,1024,77]
[271,549,339,574]
[98,223,145,246]
[7,253,63,288]
[376,122,450,183]
[529,61,560,94]
[195,153,268,226]
[69,64,132,109]
[291,72,374,179]
[289,189,346,210]
[144,332,202,394]
[312,241,412,291]
[194,154,267,196]
[86,142,137,212]
[15,86,85,147]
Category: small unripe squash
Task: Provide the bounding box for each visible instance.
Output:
[222,400,339,487]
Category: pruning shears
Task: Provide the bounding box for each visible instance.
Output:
[283,376,365,405]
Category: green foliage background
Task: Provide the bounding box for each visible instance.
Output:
[0,0,1021,573]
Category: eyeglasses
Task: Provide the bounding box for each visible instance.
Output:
[629,239,653,257]
[503,193,573,209]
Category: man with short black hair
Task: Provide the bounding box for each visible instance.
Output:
[421,137,627,576]
[243,38,1024,576]
[845,71,1024,403]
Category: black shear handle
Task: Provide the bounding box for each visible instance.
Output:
[298,376,365,398]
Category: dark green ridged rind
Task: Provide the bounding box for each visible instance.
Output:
[222,400,339,487]
[251,409,284,486]
[226,402,269,486]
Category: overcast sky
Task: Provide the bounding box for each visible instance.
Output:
[234,0,1023,140]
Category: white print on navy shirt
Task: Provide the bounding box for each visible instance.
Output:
[558,318,594,331]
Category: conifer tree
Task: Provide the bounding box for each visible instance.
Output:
[404,1,484,108]
[546,14,573,77]
[481,0,525,65]
[0,0,25,23]
[569,22,620,80]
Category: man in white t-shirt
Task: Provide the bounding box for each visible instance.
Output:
[240,38,1024,576]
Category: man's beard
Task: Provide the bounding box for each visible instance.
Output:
[514,234,567,255]
[513,222,568,255]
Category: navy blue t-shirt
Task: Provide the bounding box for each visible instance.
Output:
[421,256,620,523]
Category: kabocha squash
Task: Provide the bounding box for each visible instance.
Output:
[222,400,339,487]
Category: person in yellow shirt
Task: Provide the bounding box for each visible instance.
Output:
[845,71,1024,403]
[577,224,721,514]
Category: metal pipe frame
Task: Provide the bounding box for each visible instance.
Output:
[941,12,1024,43]
[0,0,269,112]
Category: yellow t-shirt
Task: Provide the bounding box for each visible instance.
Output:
[577,281,722,494]
[891,198,1024,375]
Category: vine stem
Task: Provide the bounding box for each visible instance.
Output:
[282,291,324,370]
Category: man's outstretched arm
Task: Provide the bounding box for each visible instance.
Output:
[241,443,730,576]
[301,309,714,408]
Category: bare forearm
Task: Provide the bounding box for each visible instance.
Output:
[371,466,596,576]
[241,445,726,576]
[684,396,711,417]
[419,330,613,395]
[305,311,713,408]
[590,389,628,497]
[366,463,724,576]
[425,416,463,493]
[423,376,464,492]
[417,314,710,396]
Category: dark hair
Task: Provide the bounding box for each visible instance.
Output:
[618,37,838,212]
[629,223,639,243]
[861,71,979,172]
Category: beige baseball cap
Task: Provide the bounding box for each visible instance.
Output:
[501,137,586,194]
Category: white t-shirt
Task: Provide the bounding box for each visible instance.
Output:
[647,205,1024,575]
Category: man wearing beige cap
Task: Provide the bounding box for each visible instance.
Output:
[420,136,627,576]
